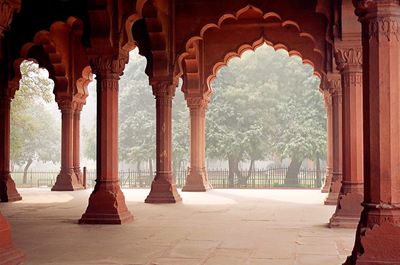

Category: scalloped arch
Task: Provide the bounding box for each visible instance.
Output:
[207,38,321,90]
[124,0,170,79]
[9,17,92,101]
[177,4,325,89]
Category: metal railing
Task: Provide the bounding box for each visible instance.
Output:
[12,167,326,189]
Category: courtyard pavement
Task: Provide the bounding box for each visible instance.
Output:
[0,188,355,265]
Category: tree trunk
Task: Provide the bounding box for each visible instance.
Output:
[23,158,33,185]
[228,156,236,188]
[239,159,255,185]
[315,155,321,188]
[285,158,302,186]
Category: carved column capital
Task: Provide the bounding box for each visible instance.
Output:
[325,75,342,97]
[89,54,128,79]
[57,98,74,112]
[151,80,177,98]
[335,48,363,72]
[186,97,209,110]
[0,0,21,37]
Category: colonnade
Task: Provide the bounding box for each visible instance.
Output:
[1,1,400,264]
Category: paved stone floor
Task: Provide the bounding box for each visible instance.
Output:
[1,188,356,265]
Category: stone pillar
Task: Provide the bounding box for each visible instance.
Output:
[0,1,24,262]
[52,101,83,191]
[73,104,83,184]
[321,91,334,193]
[0,97,21,202]
[182,97,212,192]
[79,56,133,224]
[325,77,343,205]
[0,211,24,265]
[329,48,363,228]
[345,1,400,263]
[145,81,182,203]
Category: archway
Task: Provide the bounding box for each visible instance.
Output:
[206,43,326,190]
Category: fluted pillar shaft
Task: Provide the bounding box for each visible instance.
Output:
[52,101,83,191]
[325,77,343,205]
[330,48,364,228]
[73,106,83,183]
[145,81,182,203]
[322,91,333,193]
[345,1,400,264]
[79,56,133,224]
[182,97,212,192]
[0,97,21,202]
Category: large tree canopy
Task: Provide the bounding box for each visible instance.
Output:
[208,44,326,185]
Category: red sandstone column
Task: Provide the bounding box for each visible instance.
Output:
[345,1,400,264]
[0,97,21,202]
[325,77,343,205]
[0,212,24,265]
[182,97,212,192]
[52,101,83,191]
[321,91,334,193]
[330,48,363,228]
[145,81,182,203]
[79,56,133,224]
[73,104,83,184]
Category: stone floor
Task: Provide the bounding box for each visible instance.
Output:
[0,188,356,265]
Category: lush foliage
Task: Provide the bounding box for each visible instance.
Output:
[208,44,325,184]
[11,61,60,180]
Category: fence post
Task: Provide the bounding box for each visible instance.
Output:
[83,167,87,189]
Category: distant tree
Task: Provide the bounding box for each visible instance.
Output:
[117,49,188,177]
[11,61,60,183]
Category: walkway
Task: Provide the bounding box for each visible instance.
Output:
[0,189,355,265]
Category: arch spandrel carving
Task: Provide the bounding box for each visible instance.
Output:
[176,5,326,96]
[8,17,91,105]
[175,1,330,60]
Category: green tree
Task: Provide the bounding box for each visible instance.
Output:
[118,50,188,178]
[11,61,60,183]
[208,44,326,186]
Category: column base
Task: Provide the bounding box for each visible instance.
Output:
[321,173,332,193]
[79,180,133,224]
[0,214,24,265]
[182,169,212,192]
[74,167,83,184]
[0,172,22,202]
[145,173,182,203]
[344,208,400,265]
[324,178,342,205]
[329,193,363,228]
[324,192,339,205]
[52,170,84,191]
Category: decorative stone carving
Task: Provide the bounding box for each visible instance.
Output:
[89,53,128,80]
[186,97,209,109]
[335,48,362,70]
[369,17,400,42]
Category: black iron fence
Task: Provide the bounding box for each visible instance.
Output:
[12,167,325,189]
